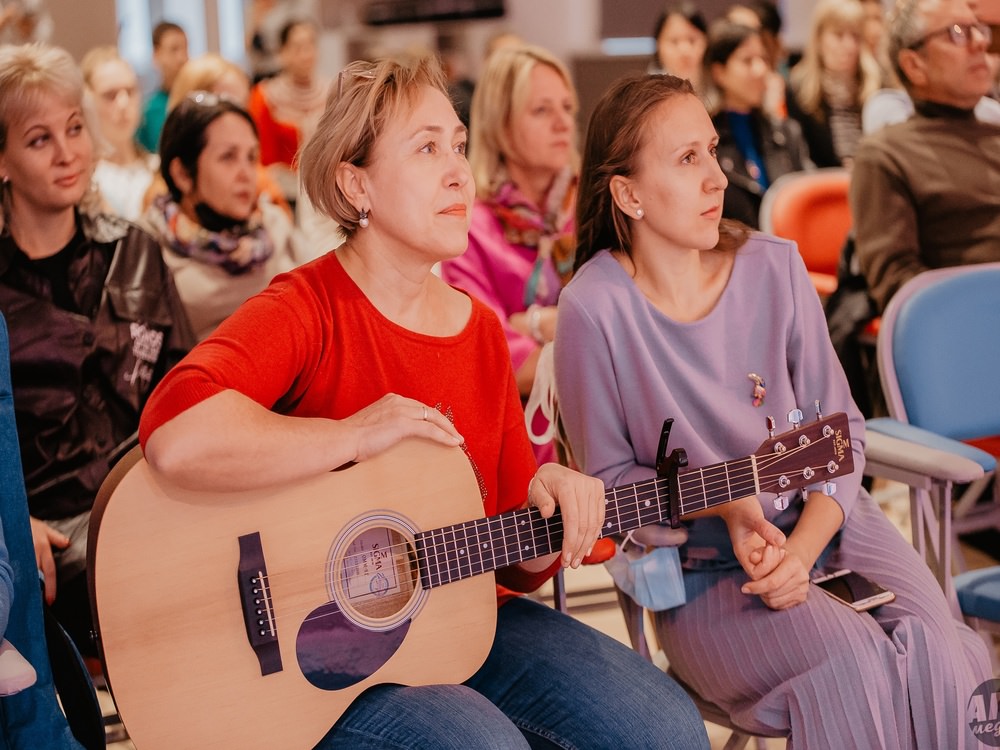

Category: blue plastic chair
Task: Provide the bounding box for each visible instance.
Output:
[864,263,1000,666]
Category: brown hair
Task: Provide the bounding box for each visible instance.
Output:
[575,72,748,272]
[299,54,449,238]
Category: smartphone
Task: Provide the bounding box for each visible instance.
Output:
[810,569,895,612]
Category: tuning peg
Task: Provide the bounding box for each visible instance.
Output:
[766,416,776,438]
[787,408,804,428]
[822,481,837,497]
[814,400,823,420]
[773,494,789,511]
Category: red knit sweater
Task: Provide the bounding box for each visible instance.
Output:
[139,252,556,599]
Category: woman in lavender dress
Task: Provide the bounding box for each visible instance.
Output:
[554,72,991,748]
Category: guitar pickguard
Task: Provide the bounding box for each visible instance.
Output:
[296,603,409,690]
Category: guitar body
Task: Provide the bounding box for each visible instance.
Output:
[89,439,495,750]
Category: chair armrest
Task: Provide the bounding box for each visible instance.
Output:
[865,420,988,485]
[0,638,37,696]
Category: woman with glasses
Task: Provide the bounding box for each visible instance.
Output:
[80,45,158,221]
[787,0,883,168]
[140,93,300,341]
[138,54,718,750]
[0,43,192,666]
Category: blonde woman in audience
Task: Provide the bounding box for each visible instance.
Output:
[141,94,299,340]
[787,0,882,168]
[440,44,578,467]
[81,45,158,220]
[247,18,329,202]
[0,42,192,663]
[167,52,251,110]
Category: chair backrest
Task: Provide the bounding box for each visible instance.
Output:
[759,168,852,291]
[0,313,84,748]
[877,262,1000,441]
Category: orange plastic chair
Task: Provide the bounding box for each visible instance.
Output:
[759,168,852,298]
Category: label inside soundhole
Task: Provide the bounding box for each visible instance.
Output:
[340,526,418,621]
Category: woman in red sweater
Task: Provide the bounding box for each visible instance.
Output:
[138,55,749,749]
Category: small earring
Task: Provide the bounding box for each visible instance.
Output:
[635,207,644,219]
[1,176,8,185]
[358,208,369,228]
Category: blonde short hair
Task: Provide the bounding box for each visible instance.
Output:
[299,54,449,239]
[80,45,128,90]
[0,44,90,233]
[468,44,579,201]
[168,54,249,111]
[0,43,85,153]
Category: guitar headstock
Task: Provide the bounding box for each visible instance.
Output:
[752,411,854,505]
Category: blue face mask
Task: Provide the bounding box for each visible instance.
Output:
[604,540,686,612]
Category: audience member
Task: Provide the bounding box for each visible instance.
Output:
[245,0,315,84]
[136,21,188,153]
[555,70,993,748]
[440,44,578,465]
[787,0,882,167]
[81,45,158,221]
[852,0,1000,314]
[725,1,789,119]
[141,93,299,341]
[650,2,708,94]
[704,20,811,227]
[860,0,895,82]
[247,18,329,203]
[0,42,193,660]
[137,53,711,750]
[167,52,251,110]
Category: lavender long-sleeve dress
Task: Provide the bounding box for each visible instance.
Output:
[554,234,991,749]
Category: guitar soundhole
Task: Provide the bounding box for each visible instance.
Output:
[331,518,422,631]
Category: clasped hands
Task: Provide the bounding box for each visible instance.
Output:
[721,496,811,611]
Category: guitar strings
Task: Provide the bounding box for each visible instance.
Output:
[250,435,840,626]
[255,435,836,584]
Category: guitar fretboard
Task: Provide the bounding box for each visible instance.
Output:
[413,455,759,589]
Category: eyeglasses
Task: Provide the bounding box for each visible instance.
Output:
[336,65,376,98]
[908,21,992,50]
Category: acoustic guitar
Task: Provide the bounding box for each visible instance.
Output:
[88,412,853,749]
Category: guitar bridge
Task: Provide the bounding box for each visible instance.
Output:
[237,532,282,676]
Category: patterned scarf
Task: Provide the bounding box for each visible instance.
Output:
[487,167,577,306]
[147,195,274,276]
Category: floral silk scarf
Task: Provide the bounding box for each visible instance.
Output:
[487,167,577,306]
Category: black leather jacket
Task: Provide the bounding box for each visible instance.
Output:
[713,109,812,228]
[0,212,193,520]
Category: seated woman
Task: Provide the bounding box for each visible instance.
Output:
[0,42,192,663]
[440,44,578,466]
[650,2,708,94]
[247,18,329,202]
[554,71,992,748]
[704,19,811,227]
[81,45,158,220]
[141,94,300,341]
[786,0,881,168]
[138,53,718,750]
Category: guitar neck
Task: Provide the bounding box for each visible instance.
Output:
[414,454,758,589]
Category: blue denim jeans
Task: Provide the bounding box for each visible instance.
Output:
[316,595,709,749]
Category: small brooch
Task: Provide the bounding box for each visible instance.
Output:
[748,373,766,407]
